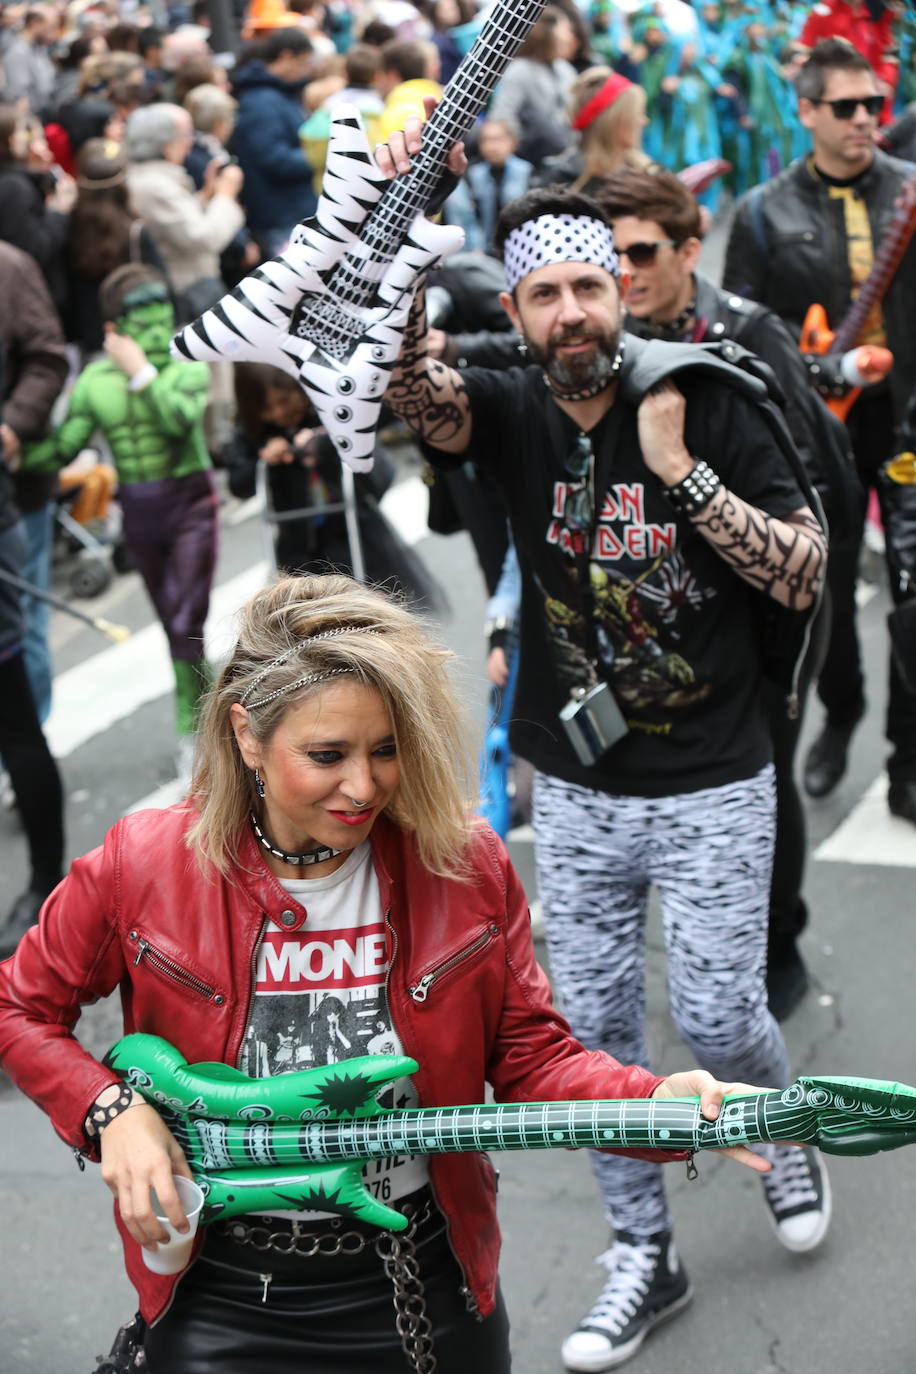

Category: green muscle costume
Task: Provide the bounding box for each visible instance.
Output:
[27,304,212,484]
[26,296,217,736]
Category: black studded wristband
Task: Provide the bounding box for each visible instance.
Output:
[662,459,723,517]
[85,1083,141,1138]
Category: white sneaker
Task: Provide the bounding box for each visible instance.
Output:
[561,1231,692,1372]
[762,1145,832,1253]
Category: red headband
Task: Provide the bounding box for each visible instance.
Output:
[571,72,635,132]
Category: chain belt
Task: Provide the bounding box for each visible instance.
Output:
[210,1198,437,1373]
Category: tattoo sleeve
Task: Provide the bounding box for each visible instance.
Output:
[385,280,472,453]
[690,492,826,611]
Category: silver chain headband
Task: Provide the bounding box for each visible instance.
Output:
[239,625,383,710]
[243,666,356,711]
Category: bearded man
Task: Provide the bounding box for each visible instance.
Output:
[379,151,832,1372]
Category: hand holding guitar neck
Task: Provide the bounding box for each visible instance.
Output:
[106,1034,916,1232]
[171,0,551,471]
[800,170,916,421]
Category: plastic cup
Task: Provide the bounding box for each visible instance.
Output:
[141,1176,205,1275]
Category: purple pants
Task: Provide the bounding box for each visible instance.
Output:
[119,471,218,662]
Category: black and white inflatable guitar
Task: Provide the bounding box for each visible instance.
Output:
[171,0,549,471]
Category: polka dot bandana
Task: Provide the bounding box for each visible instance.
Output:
[503,214,620,292]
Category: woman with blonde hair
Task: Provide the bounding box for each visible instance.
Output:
[0,574,767,1373]
[533,66,650,195]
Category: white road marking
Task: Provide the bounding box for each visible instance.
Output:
[814,773,916,867]
[47,562,269,758]
[125,778,187,815]
[227,474,430,548]
[379,474,429,547]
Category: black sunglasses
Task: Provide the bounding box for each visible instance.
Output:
[564,435,595,536]
[812,94,883,120]
[616,239,678,268]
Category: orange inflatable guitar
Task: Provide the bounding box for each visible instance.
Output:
[799,172,916,422]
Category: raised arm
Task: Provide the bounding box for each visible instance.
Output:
[386,276,473,453]
[377,109,474,455]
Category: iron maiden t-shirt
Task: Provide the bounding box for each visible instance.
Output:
[241,842,428,1216]
[449,362,806,797]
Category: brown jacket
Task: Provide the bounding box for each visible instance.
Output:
[0,241,68,525]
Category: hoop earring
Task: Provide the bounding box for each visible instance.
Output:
[254,768,266,799]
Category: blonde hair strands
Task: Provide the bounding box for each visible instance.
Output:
[189,575,477,879]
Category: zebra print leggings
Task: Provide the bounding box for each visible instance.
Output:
[533,764,791,1239]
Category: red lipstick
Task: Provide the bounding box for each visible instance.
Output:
[328,809,376,826]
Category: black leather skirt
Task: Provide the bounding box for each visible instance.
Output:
[144,1190,511,1374]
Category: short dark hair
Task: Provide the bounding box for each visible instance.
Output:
[344,42,381,89]
[360,19,395,48]
[99,264,169,323]
[262,27,313,64]
[380,39,427,83]
[138,26,164,57]
[234,362,305,438]
[493,186,613,261]
[794,38,875,103]
[594,167,701,244]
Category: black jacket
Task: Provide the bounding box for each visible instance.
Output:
[626,273,863,542]
[618,332,825,714]
[723,149,916,424]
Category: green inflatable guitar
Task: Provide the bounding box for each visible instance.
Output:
[105,1034,916,1231]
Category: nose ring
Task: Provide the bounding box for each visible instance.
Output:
[348,797,371,808]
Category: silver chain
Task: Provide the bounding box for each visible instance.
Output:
[214,1200,437,1373]
[374,1203,437,1374]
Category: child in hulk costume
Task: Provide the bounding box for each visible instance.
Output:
[27,265,217,758]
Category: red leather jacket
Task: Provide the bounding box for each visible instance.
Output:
[0,804,680,1323]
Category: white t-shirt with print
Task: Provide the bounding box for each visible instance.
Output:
[240,841,428,1215]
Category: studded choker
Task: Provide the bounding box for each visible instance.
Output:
[250,812,343,867]
[542,341,625,402]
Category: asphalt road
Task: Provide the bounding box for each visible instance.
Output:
[2,225,916,1372]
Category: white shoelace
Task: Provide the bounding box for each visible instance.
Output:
[764,1147,819,1212]
[584,1241,661,1336]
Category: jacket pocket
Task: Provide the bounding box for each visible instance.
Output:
[127,930,222,1003]
[408,924,501,1003]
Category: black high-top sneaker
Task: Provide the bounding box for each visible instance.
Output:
[561,1231,692,1371]
[761,1145,832,1253]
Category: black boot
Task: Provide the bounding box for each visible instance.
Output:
[803,719,860,798]
[767,945,810,1022]
[888,780,916,825]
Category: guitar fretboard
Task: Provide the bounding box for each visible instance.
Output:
[832,172,916,355]
[324,0,546,312]
[174,1092,835,1173]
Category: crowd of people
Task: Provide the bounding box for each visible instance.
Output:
[1,1,915,1373]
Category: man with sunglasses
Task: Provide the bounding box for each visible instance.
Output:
[379,111,829,1369]
[724,37,916,823]
[596,164,861,1025]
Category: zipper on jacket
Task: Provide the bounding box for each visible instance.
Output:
[127,932,218,1001]
[236,915,268,1067]
[385,906,480,1318]
[408,925,500,1004]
